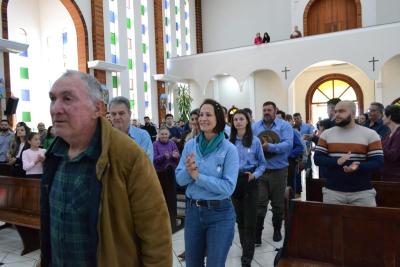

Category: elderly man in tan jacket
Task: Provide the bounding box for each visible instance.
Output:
[40,70,172,266]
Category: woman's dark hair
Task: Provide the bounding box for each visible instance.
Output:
[384,104,400,124]
[263,32,270,43]
[46,126,55,138]
[229,109,253,148]
[10,123,31,157]
[190,108,199,117]
[199,99,226,133]
[27,132,39,141]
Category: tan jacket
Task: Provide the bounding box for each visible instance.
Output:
[96,117,172,266]
[40,117,172,266]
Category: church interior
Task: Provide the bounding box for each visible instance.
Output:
[0,0,399,266]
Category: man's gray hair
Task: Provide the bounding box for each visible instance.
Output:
[60,70,103,103]
[109,96,131,111]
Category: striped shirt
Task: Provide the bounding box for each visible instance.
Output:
[314,124,383,192]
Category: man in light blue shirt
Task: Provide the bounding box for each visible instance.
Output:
[293,113,314,194]
[109,97,153,161]
[252,101,293,244]
[0,119,13,163]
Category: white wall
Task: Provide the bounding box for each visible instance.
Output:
[376,0,400,25]
[201,0,291,52]
[381,54,400,105]
[253,70,287,121]
[293,64,375,120]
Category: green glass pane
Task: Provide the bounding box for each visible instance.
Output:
[20,67,29,79]
[166,51,170,59]
[112,76,118,88]
[165,17,168,26]
[175,6,178,15]
[141,5,145,15]
[22,112,31,122]
[144,81,148,92]
[176,39,180,47]
[128,59,133,70]
[318,80,334,99]
[111,32,116,45]
[130,100,134,109]
[142,43,147,54]
[185,27,188,35]
[127,18,131,29]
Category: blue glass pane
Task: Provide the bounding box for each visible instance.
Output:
[143,62,147,73]
[166,34,169,44]
[145,101,149,108]
[176,22,179,31]
[185,11,188,20]
[19,50,28,57]
[164,0,169,9]
[21,89,30,101]
[109,11,115,23]
[186,43,189,51]
[111,54,117,64]
[62,32,68,44]
[141,24,146,34]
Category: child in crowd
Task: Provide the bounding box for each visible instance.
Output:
[22,132,46,178]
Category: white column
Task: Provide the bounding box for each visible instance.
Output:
[288,83,295,114]
[179,0,186,56]
[117,0,129,99]
[133,1,146,121]
[247,74,256,115]
[188,0,196,54]
[102,0,113,99]
[170,0,177,57]
[374,71,383,103]
[213,79,219,101]
[147,0,158,123]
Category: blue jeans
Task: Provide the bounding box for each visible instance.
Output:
[185,199,235,267]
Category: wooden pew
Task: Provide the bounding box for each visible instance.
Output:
[276,200,400,267]
[0,175,40,255]
[306,178,400,208]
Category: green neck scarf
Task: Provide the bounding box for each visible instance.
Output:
[198,132,225,157]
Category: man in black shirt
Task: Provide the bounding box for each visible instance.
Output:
[141,116,158,142]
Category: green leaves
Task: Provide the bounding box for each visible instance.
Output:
[177,84,193,122]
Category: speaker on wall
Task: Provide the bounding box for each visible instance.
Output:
[4,96,19,115]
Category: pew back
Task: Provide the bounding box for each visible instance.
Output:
[306,178,400,208]
[278,200,400,267]
[0,175,40,229]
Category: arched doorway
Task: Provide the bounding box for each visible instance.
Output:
[304,0,362,36]
[306,73,364,124]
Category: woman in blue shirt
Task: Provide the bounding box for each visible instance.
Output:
[176,99,239,267]
[229,109,267,267]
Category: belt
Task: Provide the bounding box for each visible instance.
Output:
[187,198,230,207]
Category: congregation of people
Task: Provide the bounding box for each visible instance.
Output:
[0,70,399,267]
[253,26,303,45]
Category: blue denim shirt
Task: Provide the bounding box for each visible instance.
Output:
[176,138,239,200]
[128,125,153,161]
[0,131,13,162]
[297,122,314,147]
[252,118,293,170]
[233,136,267,179]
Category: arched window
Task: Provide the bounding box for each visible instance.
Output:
[392,98,400,106]
[306,74,364,125]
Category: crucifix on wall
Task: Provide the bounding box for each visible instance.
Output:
[368,57,379,72]
[282,66,290,80]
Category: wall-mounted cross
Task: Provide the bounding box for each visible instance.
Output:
[368,57,379,72]
[282,66,290,80]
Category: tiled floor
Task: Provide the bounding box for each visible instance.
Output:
[0,227,39,267]
[0,210,282,267]
[172,210,283,267]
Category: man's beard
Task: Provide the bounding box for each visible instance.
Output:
[0,128,8,132]
[336,114,352,127]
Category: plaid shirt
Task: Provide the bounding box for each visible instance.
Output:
[49,126,101,266]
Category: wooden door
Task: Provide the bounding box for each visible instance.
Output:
[306,0,360,36]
